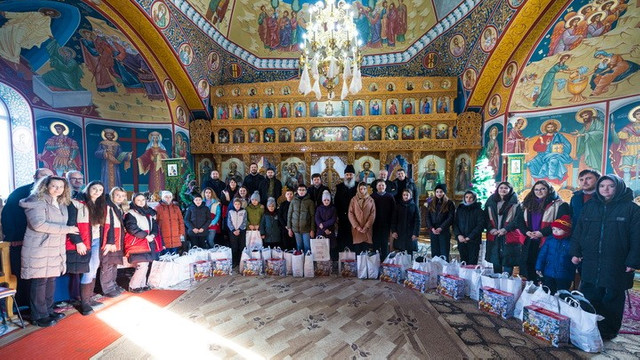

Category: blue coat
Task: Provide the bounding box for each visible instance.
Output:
[536,235,575,281]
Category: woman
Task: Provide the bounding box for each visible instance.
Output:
[391,189,421,252]
[68,181,107,315]
[20,176,78,327]
[453,190,485,265]
[99,187,127,299]
[424,184,455,261]
[124,193,162,292]
[220,178,239,246]
[519,180,570,282]
[571,174,640,340]
[485,182,522,275]
[155,190,185,253]
[348,182,376,254]
[315,190,337,259]
[202,187,221,247]
[234,185,250,209]
[184,194,211,249]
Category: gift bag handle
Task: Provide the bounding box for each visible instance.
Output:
[563,296,581,308]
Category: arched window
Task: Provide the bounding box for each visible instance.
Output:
[0,99,12,198]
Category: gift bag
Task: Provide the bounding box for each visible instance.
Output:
[291,251,304,277]
[437,274,466,300]
[310,236,330,261]
[557,294,603,353]
[500,275,524,302]
[191,260,214,281]
[261,247,272,268]
[357,252,368,279]
[174,253,196,284]
[380,263,403,283]
[208,245,232,261]
[314,261,332,276]
[243,258,262,276]
[412,256,429,272]
[530,286,560,314]
[265,258,286,276]
[514,281,539,320]
[246,230,263,249]
[469,269,487,301]
[366,251,381,279]
[284,250,294,275]
[303,251,314,278]
[189,247,209,261]
[479,287,516,319]
[212,258,232,276]
[339,248,356,274]
[239,248,251,273]
[523,305,570,347]
[481,273,503,290]
[394,251,413,272]
[443,259,460,276]
[340,259,357,277]
[459,265,480,297]
[404,268,430,293]
[431,256,448,276]
[147,259,169,289]
[272,247,284,260]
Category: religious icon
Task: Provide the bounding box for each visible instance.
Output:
[422,80,433,90]
[357,159,376,184]
[281,86,291,95]
[231,88,240,96]
[386,99,399,115]
[38,121,82,176]
[353,100,365,116]
[403,98,415,114]
[441,79,452,89]
[480,26,497,52]
[370,100,382,115]
[163,79,176,100]
[449,35,465,57]
[369,82,379,92]
[294,102,306,117]
[215,88,224,97]
[197,79,210,98]
[369,125,382,141]
[248,87,257,96]
[232,104,243,119]
[208,52,220,71]
[263,128,276,143]
[278,102,290,118]
[386,82,396,92]
[248,128,260,143]
[420,97,433,114]
[385,125,399,140]
[294,127,306,142]
[279,128,292,142]
[436,124,449,139]
[352,126,365,141]
[454,155,472,193]
[463,68,477,90]
[418,124,432,139]
[402,125,415,140]
[488,95,501,117]
[152,1,170,29]
[167,163,178,177]
[217,105,229,119]
[94,127,132,189]
[232,129,244,143]
[178,43,193,65]
[176,106,187,125]
[218,129,229,143]
[138,131,168,194]
[502,62,518,87]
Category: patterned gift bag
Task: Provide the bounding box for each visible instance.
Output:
[243,258,262,276]
[212,258,232,276]
[340,259,357,277]
[190,260,213,281]
[380,263,403,283]
[314,260,332,276]
[523,305,570,347]
[265,258,286,276]
[479,286,516,319]
[403,268,430,292]
[437,274,466,300]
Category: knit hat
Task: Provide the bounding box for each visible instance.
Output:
[322,190,331,201]
[267,197,276,207]
[250,190,260,202]
[434,183,447,194]
[551,215,571,233]
[344,164,355,174]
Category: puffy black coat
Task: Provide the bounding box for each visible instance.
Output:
[184,203,211,235]
[424,199,455,231]
[243,173,265,195]
[393,178,418,204]
[571,175,640,290]
[258,177,283,205]
[484,192,522,267]
[260,210,281,244]
[453,201,485,243]
[391,200,421,251]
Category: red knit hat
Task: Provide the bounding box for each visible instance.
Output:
[551,215,571,233]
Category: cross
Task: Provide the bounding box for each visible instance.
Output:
[119,129,148,192]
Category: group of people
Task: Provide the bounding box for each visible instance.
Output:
[2,164,638,341]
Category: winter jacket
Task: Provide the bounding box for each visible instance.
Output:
[571,175,640,290]
[393,178,418,204]
[243,173,265,195]
[287,194,316,233]
[246,203,265,227]
[569,189,596,222]
[1,182,32,245]
[203,178,226,200]
[315,204,337,245]
[391,200,421,251]
[101,198,125,265]
[123,205,161,264]
[206,200,222,232]
[348,193,376,244]
[520,194,571,246]
[308,184,331,207]
[227,207,247,232]
[185,203,211,236]
[485,193,521,267]
[536,235,575,281]
[453,201,485,244]
[258,177,283,205]
[424,198,455,231]
[260,210,281,244]
[154,201,185,249]
[65,200,92,274]
[20,194,73,279]
[220,185,239,207]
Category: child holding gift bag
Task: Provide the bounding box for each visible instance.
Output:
[227,198,247,266]
[536,215,576,294]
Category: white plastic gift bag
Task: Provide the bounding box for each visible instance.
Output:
[367,251,381,279]
[303,250,314,278]
[357,252,368,279]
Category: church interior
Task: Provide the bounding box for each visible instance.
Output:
[0,0,639,358]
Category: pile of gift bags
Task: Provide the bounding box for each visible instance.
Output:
[147,245,234,288]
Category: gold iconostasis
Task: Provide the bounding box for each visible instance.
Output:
[190,77,482,200]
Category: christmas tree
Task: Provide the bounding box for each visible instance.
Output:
[471,150,496,206]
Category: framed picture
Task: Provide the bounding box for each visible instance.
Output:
[510,158,522,174]
[167,163,179,177]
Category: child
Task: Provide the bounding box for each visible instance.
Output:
[535,215,576,294]
[246,191,264,248]
[184,194,211,249]
[260,197,281,247]
[227,198,247,265]
[278,189,296,249]
[315,190,337,259]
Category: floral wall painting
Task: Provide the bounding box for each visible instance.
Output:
[369,125,382,141]
[418,155,445,196]
[511,0,640,111]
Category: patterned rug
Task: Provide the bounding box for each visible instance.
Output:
[621,290,640,335]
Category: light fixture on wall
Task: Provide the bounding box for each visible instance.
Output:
[298,0,362,100]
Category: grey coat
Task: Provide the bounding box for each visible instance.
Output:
[20,194,73,279]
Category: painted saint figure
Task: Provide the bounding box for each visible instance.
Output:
[95,128,132,189]
[138,131,168,194]
[534,54,573,107]
[39,122,82,176]
[528,120,573,184]
[506,118,526,153]
[573,108,604,170]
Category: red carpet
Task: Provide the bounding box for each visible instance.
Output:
[0,290,184,359]
[621,289,640,335]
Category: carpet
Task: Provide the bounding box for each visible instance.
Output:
[97,276,472,359]
[621,290,640,335]
[0,290,184,359]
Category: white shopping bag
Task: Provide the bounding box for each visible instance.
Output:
[147,259,169,289]
[239,247,251,274]
[291,251,304,277]
[514,281,539,320]
[530,285,560,313]
[246,230,263,249]
[303,250,314,278]
[366,251,381,279]
[272,247,284,259]
[443,259,460,276]
[458,265,480,297]
[500,275,524,302]
[339,247,356,274]
[357,252,368,279]
[310,236,330,261]
[261,246,272,268]
[558,292,604,353]
[189,246,209,261]
[284,250,294,275]
[208,245,232,261]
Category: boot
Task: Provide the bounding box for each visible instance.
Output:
[79,282,94,316]
[87,280,105,310]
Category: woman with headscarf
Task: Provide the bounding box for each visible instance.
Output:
[348,182,376,254]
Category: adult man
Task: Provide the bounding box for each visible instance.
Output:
[393,168,418,204]
[66,170,85,199]
[243,163,265,195]
[371,180,395,260]
[307,173,330,207]
[203,169,226,200]
[371,169,396,196]
[287,185,315,252]
[334,165,358,251]
[258,167,283,206]
[571,174,640,340]
[1,168,54,307]
[570,169,601,221]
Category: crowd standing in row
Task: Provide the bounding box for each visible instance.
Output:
[1,166,638,341]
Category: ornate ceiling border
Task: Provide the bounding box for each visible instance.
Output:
[164,0,481,70]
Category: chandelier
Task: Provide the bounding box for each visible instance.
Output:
[298,0,362,100]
